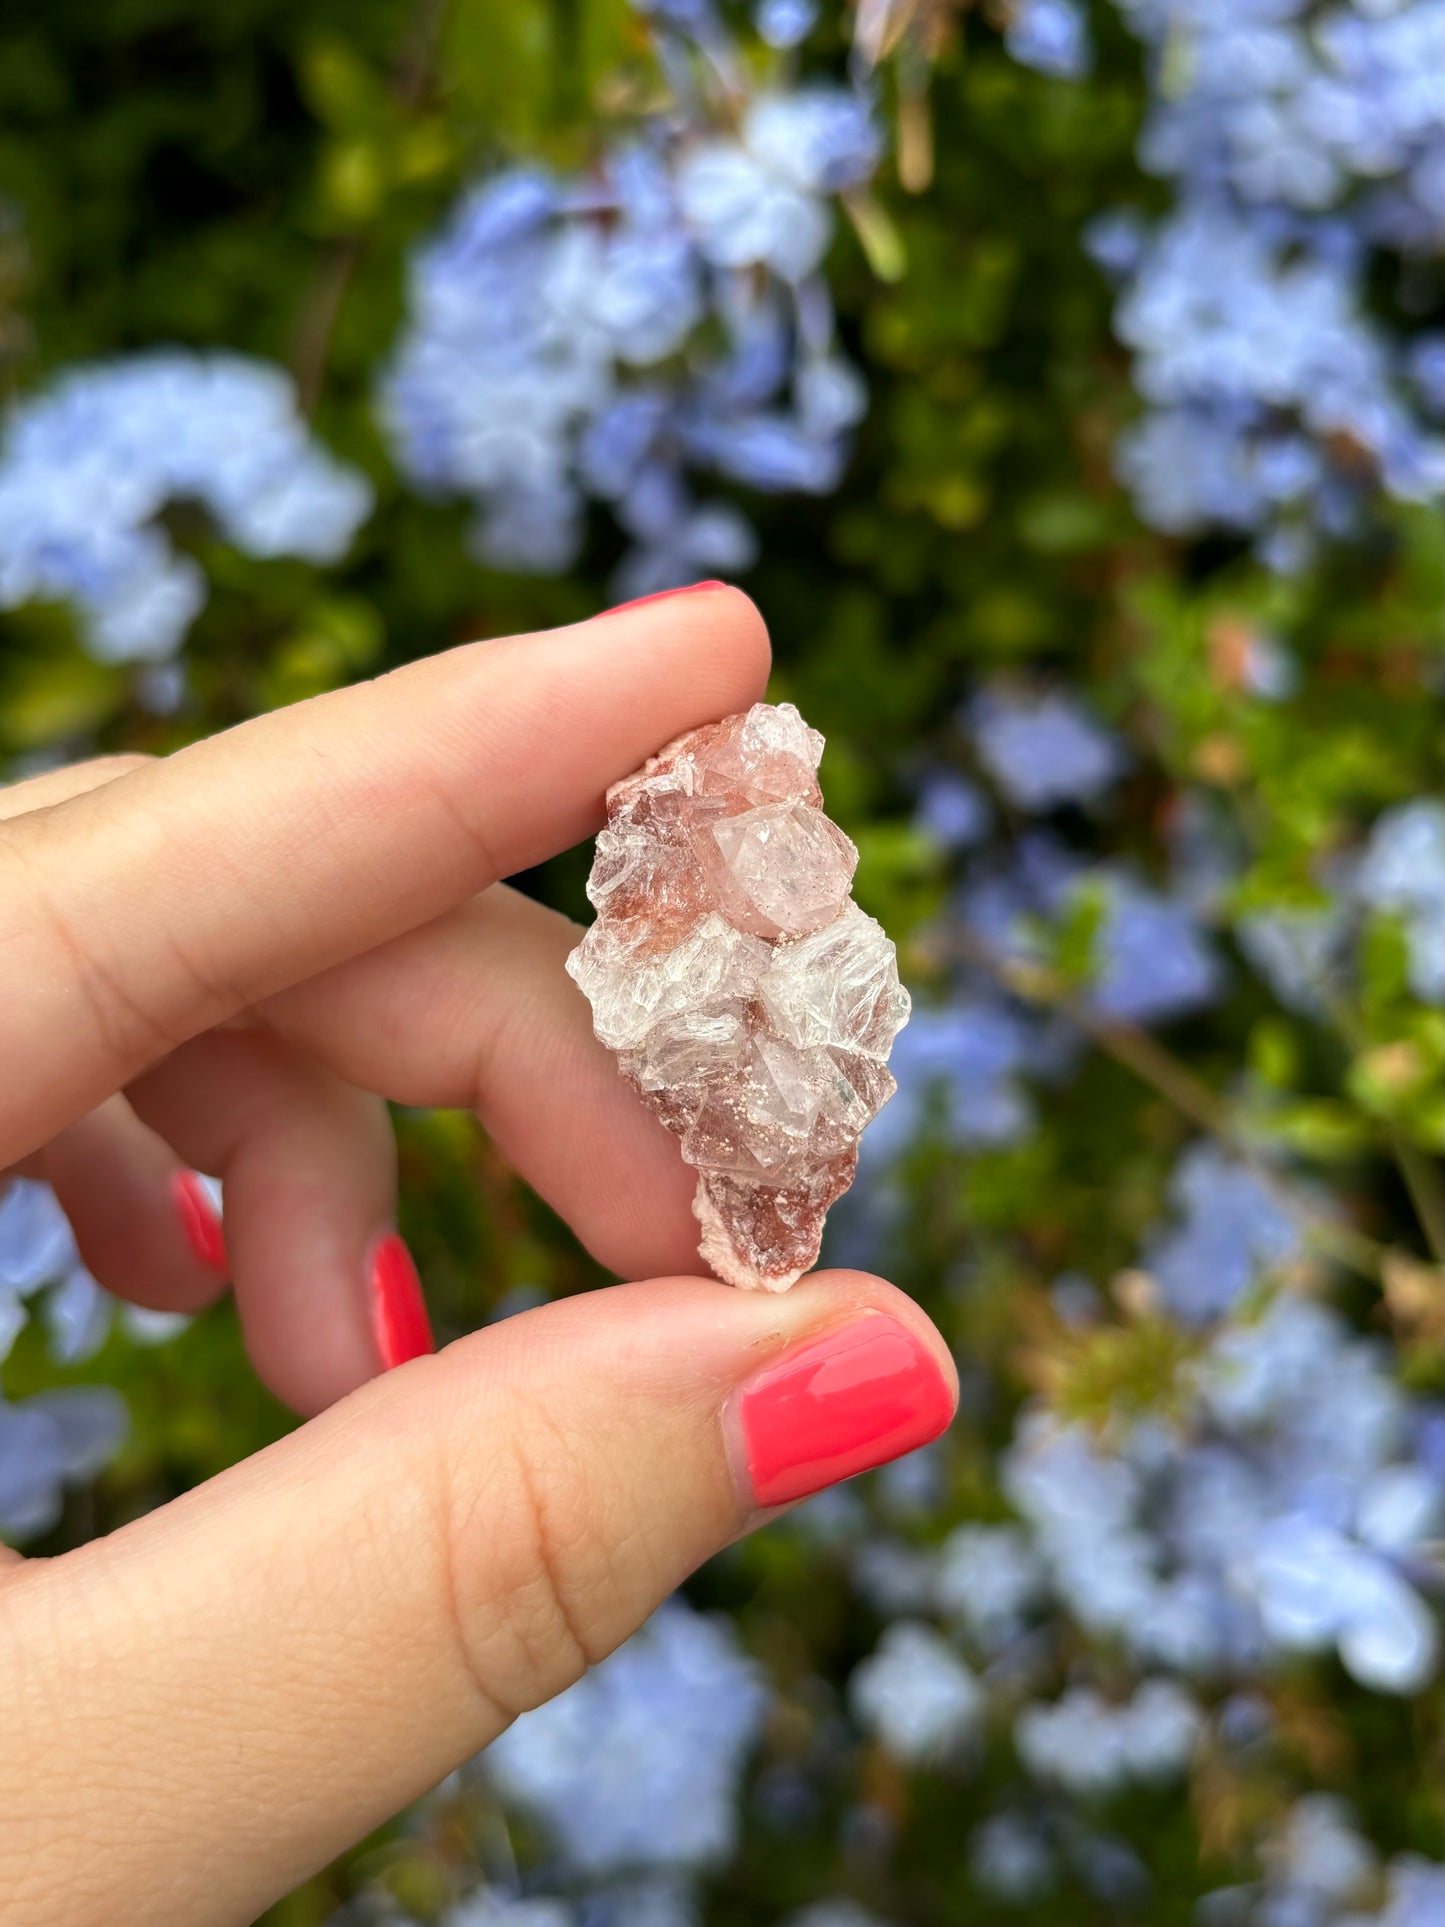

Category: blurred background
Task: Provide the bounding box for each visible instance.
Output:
[0,1,1442,1922]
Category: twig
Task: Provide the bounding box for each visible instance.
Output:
[1386,1126,1445,1266]
[289,0,452,415]
[292,240,364,417]
[1322,992,1445,1268]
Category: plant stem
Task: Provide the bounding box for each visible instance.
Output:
[1386,1127,1445,1265]
[290,0,451,415]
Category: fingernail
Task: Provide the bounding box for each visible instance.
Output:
[735,1312,955,1510]
[170,1170,227,1273]
[597,580,726,619]
[368,1232,434,1370]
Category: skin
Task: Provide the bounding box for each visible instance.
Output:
[0,588,956,1927]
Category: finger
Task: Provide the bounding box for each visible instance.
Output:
[0,589,770,1162]
[38,1097,228,1314]
[0,753,153,821]
[0,1271,956,1926]
[127,1029,402,1414]
[264,885,703,1282]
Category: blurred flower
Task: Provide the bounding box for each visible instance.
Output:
[1016,1679,1202,1795]
[1090,877,1223,1023]
[755,0,818,48]
[447,1900,576,1927]
[579,1876,699,1927]
[1104,0,1445,554]
[782,1904,896,1927]
[848,1619,983,1761]
[1004,0,1092,79]
[969,1811,1057,1902]
[864,997,1037,1164]
[0,1176,73,1297]
[485,1601,768,1873]
[1242,1512,1438,1694]
[384,57,880,592]
[937,1523,1045,1647]
[0,353,372,661]
[1356,799,1445,1003]
[1238,902,1348,1015]
[1145,1145,1301,1325]
[914,772,992,851]
[968,689,1124,812]
[0,1387,128,1540]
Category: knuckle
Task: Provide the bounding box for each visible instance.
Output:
[4,827,175,1073]
[62,751,156,787]
[433,1405,618,1722]
[0,752,155,822]
[0,806,241,1083]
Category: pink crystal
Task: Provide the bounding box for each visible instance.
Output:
[567,701,911,1290]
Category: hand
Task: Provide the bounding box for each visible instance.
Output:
[0,587,956,1927]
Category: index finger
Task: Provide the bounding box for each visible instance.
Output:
[0,587,769,1163]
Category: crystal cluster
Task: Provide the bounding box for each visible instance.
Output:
[567,702,909,1290]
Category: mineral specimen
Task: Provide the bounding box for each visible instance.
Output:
[566,701,910,1290]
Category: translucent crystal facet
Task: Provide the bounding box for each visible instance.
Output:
[566,701,910,1290]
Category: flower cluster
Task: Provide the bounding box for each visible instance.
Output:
[0,1178,151,1536]
[0,352,372,662]
[484,1601,770,1877]
[1100,0,1445,564]
[380,8,877,594]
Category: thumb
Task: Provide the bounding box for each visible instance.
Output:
[0,1271,954,1927]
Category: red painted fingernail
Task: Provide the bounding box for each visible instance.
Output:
[170,1170,227,1273]
[596,580,726,619]
[368,1232,434,1370]
[737,1313,955,1510]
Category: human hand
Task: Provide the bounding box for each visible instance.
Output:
[0,586,956,1925]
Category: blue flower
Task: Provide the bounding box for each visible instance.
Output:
[1004,0,1093,80]
[914,773,992,851]
[1243,1513,1438,1694]
[1016,1680,1201,1796]
[383,73,878,590]
[1091,879,1223,1024]
[1100,2,1445,552]
[678,90,878,282]
[485,1600,768,1873]
[848,1620,983,1761]
[866,998,1037,1162]
[0,1388,128,1541]
[0,1177,74,1295]
[1237,902,1346,1014]
[1356,799,1445,1004]
[0,354,372,662]
[968,689,1124,812]
[937,1523,1045,1646]
[755,0,817,48]
[447,1898,575,1927]
[1146,1145,1300,1324]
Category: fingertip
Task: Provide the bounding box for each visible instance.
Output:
[576,579,772,724]
[783,1268,961,1410]
[706,582,774,696]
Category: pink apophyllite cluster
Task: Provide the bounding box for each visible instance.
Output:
[566,701,911,1290]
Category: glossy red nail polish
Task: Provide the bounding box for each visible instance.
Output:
[368,1232,434,1370]
[738,1313,955,1509]
[596,580,726,619]
[170,1170,227,1273]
